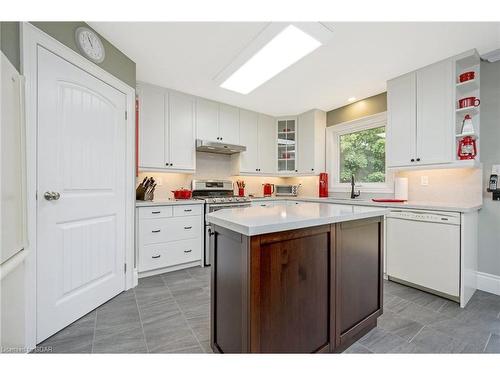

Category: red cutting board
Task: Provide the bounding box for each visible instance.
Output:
[371,199,407,203]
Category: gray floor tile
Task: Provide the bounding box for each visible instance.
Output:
[37,311,96,354]
[199,339,214,353]
[92,325,147,353]
[377,310,423,341]
[187,315,210,342]
[428,316,491,349]
[32,269,500,354]
[343,342,373,353]
[134,284,173,308]
[358,327,408,353]
[485,333,500,353]
[388,300,448,325]
[149,332,203,353]
[410,326,482,353]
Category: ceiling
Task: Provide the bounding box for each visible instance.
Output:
[89,22,500,116]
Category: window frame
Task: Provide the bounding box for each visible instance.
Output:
[326,111,393,193]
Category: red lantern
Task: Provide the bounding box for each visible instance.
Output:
[457,136,477,160]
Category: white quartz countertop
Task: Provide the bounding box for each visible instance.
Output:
[136,199,204,207]
[249,196,482,213]
[206,202,389,236]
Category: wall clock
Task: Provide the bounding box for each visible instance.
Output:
[75,27,105,63]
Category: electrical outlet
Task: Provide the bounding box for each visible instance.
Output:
[421,176,429,186]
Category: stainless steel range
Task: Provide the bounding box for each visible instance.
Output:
[192,179,251,265]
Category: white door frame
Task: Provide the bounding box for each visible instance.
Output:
[21,22,136,350]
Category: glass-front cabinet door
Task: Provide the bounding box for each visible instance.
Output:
[277,118,297,173]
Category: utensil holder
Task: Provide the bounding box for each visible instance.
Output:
[238,187,245,197]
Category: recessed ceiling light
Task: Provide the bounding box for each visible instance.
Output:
[347,97,357,103]
[220,25,322,95]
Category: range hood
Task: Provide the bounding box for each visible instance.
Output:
[196,139,246,155]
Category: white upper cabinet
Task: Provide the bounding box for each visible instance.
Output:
[195,100,240,144]
[236,111,276,174]
[137,82,195,172]
[387,57,454,168]
[387,72,417,167]
[239,109,259,173]
[218,104,240,144]
[297,110,326,174]
[168,91,196,170]
[195,98,219,142]
[416,59,453,165]
[137,83,166,169]
[258,114,276,174]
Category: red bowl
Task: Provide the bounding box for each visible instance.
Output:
[459,71,475,83]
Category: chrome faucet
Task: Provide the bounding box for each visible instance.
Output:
[350,175,360,199]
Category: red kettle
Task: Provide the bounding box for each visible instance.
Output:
[263,183,274,197]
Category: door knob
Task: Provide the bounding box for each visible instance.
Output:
[44,191,60,201]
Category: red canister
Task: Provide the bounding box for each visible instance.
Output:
[319,173,328,198]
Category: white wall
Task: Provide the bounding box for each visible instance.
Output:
[478,60,500,277]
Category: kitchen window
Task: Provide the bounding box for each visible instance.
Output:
[326,112,393,193]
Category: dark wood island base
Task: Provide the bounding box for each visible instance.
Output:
[210,217,384,353]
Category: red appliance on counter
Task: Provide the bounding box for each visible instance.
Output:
[319,173,328,198]
[263,183,274,197]
[457,136,477,160]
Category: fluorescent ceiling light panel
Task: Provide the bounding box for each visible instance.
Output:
[220,25,322,94]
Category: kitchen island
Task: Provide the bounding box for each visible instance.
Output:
[206,202,389,353]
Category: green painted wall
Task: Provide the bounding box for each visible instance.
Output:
[0,22,21,72]
[327,92,387,126]
[31,22,135,87]
[0,22,135,87]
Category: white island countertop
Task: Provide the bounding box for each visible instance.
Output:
[206,202,389,236]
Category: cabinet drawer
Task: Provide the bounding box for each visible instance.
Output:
[173,204,202,217]
[140,216,201,245]
[139,238,201,272]
[138,206,173,219]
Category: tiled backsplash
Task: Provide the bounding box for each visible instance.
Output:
[395,167,483,205]
[138,152,483,205]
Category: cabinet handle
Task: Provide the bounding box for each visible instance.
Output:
[151,229,161,233]
[151,211,161,214]
[184,249,192,253]
[410,159,415,162]
[416,158,421,162]
[295,170,298,172]
[171,163,174,166]
[311,168,314,171]
[184,209,192,212]
[152,255,161,259]
[184,226,192,230]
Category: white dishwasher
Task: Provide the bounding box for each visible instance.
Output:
[386,210,460,300]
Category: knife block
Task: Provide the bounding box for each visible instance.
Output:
[136,185,154,201]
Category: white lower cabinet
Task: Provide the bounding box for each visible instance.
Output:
[137,204,203,275]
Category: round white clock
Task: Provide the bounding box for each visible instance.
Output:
[75,27,105,63]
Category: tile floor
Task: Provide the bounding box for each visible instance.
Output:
[37,266,500,354]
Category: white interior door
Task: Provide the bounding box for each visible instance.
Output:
[36,47,127,343]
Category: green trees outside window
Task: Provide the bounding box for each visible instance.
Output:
[339,126,386,183]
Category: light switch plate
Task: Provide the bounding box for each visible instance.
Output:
[421,176,429,186]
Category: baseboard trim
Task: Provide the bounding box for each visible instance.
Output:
[477,271,500,296]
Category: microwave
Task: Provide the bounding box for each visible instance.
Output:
[275,184,300,197]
